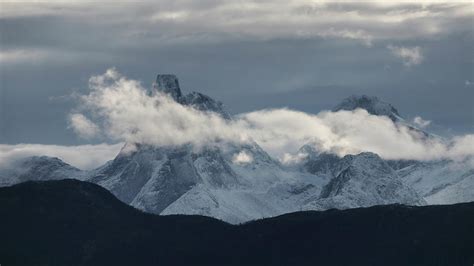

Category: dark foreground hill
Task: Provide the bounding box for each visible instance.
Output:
[0,180,473,266]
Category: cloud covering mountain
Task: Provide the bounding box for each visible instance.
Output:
[1,69,473,223]
[2,67,472,170]
[68,69,474,165]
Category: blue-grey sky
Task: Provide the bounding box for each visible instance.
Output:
[1,1,473,146]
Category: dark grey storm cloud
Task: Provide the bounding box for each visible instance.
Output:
[0,1,473,145]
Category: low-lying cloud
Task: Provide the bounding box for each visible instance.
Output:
[0,143,123,170]
[69,68,474,163]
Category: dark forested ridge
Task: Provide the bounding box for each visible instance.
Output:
[1,179,473,266]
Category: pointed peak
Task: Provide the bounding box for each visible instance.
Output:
[153,74,182,101]
[333,95,401,121]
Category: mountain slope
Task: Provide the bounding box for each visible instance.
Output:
[1,180,473,266]
[397,159,474,204]
[89,143,203,212]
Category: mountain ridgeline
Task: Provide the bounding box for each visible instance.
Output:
[1,180,473,266]
[0,74,473,224]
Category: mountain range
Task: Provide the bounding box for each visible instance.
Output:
[0,74,472,223]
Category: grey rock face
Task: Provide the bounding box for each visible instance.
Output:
[303,152,345,177]
[298,144,350,179]
[181,92,231,119]
[152,74,231,120]
[153,74,182,101]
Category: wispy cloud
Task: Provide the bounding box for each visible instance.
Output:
[0,48,113,65]
[388,45,424,66]
[0,49,49,64]
[413,116,432,128]
[314,28,373,47]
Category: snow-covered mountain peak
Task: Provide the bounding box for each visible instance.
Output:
[333,95,401,121]
[313,151,424,209]
[22,156,70,166]
[153,74,182,101]
[0,156,84,186]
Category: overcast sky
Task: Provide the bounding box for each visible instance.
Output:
[1,0,473,146]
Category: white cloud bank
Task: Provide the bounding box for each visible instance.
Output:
[68,68,474,163]
[0,143,123,170]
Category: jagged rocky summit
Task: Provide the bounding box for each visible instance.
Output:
[153,74,231,119]
[333,95,402,121]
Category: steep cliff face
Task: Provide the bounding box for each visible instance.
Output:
[153,74,230,119]
[152,74,182,100]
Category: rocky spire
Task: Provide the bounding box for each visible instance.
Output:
[153,74,182,101]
